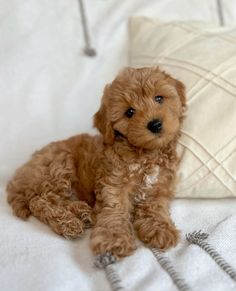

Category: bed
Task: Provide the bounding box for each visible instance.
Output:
[1,1,236,290]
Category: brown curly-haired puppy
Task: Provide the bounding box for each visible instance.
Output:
[7,67,186,258]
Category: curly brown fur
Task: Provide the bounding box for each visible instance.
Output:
[7,67,186,258]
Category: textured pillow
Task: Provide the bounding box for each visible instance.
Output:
[129,17,236,198]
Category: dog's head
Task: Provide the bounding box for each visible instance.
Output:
[94,67,186,150]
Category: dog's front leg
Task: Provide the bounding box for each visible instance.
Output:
[90,182,136,259]
[134,193,179,251]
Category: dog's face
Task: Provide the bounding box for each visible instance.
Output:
[94,67,186,150]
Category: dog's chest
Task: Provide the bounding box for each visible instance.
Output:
[127,161,160,203]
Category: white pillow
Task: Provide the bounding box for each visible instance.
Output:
[129,17,236,198]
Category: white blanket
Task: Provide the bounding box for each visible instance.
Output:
[1,0,236,290]
[1,189,236,291]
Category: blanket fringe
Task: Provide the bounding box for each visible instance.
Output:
[186,230,236,282]
[151,248,191,291]
[94,253,124,291]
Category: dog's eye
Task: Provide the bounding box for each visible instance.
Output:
[125,108,135,118]
[154,95,164,104]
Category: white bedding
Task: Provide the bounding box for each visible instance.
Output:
[1,0,236,290]
[2,188,236,291]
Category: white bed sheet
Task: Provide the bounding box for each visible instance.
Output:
[1,0,236,290]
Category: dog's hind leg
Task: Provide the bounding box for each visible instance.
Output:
[7,190,31,220]
[29,196,85,239]
[62,200,94,228]
[7,141,94,238]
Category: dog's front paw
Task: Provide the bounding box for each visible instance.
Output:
[135,219,180,251]
[90,226,136,258]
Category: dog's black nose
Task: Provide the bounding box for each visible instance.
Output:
[147,119,162,134]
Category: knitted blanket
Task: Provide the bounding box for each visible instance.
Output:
[94,213,236,291]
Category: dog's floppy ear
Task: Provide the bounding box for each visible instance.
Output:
[157,67,186,109]
[93,86,115,145]
[174,79,186,109]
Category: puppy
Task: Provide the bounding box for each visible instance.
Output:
[7,67,186,258]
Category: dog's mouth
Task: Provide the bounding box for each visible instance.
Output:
[115,129,163,139]
[114,130,126,140]
[114,129,164,150]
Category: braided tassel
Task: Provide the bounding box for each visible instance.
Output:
[216,0,224,26]
[186,230,236,282]
[78,0,96,57]
[151,248,191,291]
[94,253,124,291]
